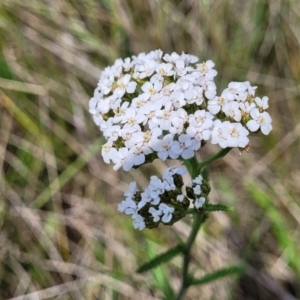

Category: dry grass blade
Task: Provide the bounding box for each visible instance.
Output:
[23,26,101,81]
[0,78,46,95]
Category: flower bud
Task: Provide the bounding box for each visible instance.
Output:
[186,186,195,199]
[173,174,184,188]
[201,181,211,195]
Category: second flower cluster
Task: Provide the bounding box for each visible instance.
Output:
[118,167,210,230]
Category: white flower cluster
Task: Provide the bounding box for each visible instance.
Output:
[118,167,211,230]
[208,84,272,148]
[89,50,272,171]
[118,167,188,230]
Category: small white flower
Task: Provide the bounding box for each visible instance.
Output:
[187,181,193,188]
[192,175,203,185]
[159,203,174,223]
[222,101,242,122]
[149,207,163,222]
[177,194,185,202]
[227,123,249,148]
[244,81,257,96]
[210,120,231,148]
[99,96,118,114]
[207,96,227,115]
[171,134,200,159]
[188,110,213,128]
[162,172,175,191]
[89,97,99,115]
[113,102,130,123]
[239,102,256,114]
[118,198,138,218]
[193,184,201,195]
[133,214,146,230]
[181,52,199,64]
[174,59,192,76]
[141,80,162,98]
[114,74,137,97]
[121,125,142,148]
[196,60,217,80]
[172,91,186,108]
[169,109,188,135]
[194,197,205,209]
[112,147,135,171]
[130,145,147,167]
[140,99,163,127]
[156,63,175,76]
[200,79,217,100]
[101,141,118,164]
[148,176,166,198]
[159,83,176,103]
[142,128,162,146]
[124,182,137,199]
[152,134,179,160]
[153,105,173,130]
[222,82,247,101]
[255,96,269,111]
[186,124,211,141]
[163,52,181,63]
[103,125,121,142]
[122,57,132,71]
[121,108,146,126]
[134,60,158,79]
[100,76,114,95]
[131,93,149,109]
[184,86,204,105]
[164,166,186,176]
[99,117,113,132]
[247,108,272,135]
[141,188,160,207]
[235,91,248,102]
[91,109,105,128]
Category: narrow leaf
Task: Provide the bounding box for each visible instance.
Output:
[188,265,245,286]
[247,182,300,273]
[206,204,233,212]
[145,242,175,299]
[137,244,184,273]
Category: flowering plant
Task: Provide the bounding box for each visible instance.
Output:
[89,50,272,298]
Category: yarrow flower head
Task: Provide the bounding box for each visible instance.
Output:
[89,50,273,229]
[117,167,213,230]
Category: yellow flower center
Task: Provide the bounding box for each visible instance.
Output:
[148,88,155,94]
[163,112,169,119]
[231,128,239,138]
[258,116,265,124]
[143,131,152,142]
[219,97,226,104]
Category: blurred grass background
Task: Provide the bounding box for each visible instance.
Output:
[0,0,300,299]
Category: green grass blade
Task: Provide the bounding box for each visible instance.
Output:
[30,139,103,209]
[137,243,184,273]
[188,265,245,287]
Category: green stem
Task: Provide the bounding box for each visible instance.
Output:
[176,148,232,299]
[175,212,206,300]
[197,147,232,170]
